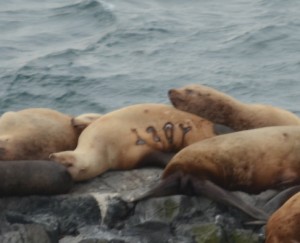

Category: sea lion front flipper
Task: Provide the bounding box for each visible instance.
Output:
[71,113,102,130]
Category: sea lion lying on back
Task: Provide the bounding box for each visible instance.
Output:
[168,84,300,131]
[265,191,300,243]
[0,108,101,160]
[134,126,300,220]
[50,103,232,181]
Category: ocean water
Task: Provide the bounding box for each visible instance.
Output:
[1,0,300,116]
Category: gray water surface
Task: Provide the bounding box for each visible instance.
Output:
[1,0,299,115]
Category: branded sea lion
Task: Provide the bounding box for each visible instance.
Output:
[50,103,231,181]
[0,160,73,196]
[168,84,300,131]
[134,126,300,220]
[265,191,300,243]
[0,108,86,160]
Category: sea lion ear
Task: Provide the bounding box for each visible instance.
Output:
[71,113,102,129]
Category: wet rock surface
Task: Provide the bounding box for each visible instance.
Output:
[0,168,275,243]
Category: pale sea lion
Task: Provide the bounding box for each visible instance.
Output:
[134,126,300,220]
[50,103,231,181]
[265,191,300,243]
[0,108,81,160]
[0,160,73,196]
[168,84,300,131]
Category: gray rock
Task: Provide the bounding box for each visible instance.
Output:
[0,168,279,243]
[0,223,51,243]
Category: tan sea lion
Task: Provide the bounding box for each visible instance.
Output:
[265,191,300,243]
[168,84,300,131]
[0,108,82,160]
[50,103,232,181]
[0,160,73,196]
[134,126,300,220]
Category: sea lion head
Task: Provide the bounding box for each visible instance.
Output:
[49,150,108,181]
[49,151,87,181]
[168,84,234,125]
[168,84,206,114]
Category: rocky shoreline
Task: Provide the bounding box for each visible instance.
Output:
[0,168,279,243]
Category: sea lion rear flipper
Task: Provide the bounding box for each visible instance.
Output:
[263,185,300,215]
[191,178,268,221]
[131,172,182,201]
[132,172,268,221]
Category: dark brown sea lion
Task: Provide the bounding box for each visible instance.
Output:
[50,103,231,181]
[0,160,73,196]
[168,84,300,131]
[134,126,300,220]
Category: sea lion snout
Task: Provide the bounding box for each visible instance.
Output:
[168,89,185,106]
[168,89,181,98]
[168,89,175,97]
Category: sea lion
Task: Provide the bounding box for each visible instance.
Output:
[0,160,73,196]
[168,84,300,131]
[134,126,300,220]
[265,191,300,243]
[0,108,82,160]
[50,103,231,181]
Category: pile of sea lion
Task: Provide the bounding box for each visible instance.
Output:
[1,84,300,242]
